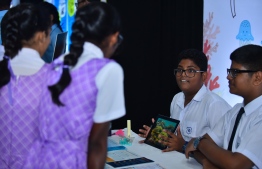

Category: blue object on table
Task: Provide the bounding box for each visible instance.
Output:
[107,146,126,151]
[119,136,134,146]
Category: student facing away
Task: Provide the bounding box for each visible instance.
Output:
[185,44,262,169]
[139,49,231,153]
[40,1,63,63]
[23,2,125,169]
[0,4,51,169]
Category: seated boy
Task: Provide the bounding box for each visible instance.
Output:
[185,44,262,169]
[139,49,231,152]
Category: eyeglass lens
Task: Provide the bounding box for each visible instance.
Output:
[117,34,123,46]
[175,69,196,78]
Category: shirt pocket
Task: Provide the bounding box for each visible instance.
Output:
[182,121,197,138]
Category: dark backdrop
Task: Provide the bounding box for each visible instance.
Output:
[108,0,204,133]
[20,0,43,4]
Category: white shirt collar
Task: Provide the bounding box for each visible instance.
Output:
[192,85,207,101]
[177,84,206,108]
[243,95,262,116]
[10,48,45,76]
[72,42,104,70]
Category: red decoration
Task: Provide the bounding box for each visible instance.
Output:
[203,12,220,91]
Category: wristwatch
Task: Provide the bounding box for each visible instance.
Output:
[193,136,204,150]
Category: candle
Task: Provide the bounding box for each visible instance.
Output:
[127,120,131,137]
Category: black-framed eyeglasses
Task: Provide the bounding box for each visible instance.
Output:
[174,69,205,78]
[117,34,123,46]
[75,0,88,8]
[227,68,258,78]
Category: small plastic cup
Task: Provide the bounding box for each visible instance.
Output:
[119,136,135,146]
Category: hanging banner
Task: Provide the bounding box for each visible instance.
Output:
[204,0,262,106]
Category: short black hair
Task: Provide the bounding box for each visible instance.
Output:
[39,2,63,32]
[230,44,262,71]
[177,49,208,71]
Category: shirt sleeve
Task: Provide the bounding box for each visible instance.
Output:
[170,96,176,118]
[170,94,181,119]
[208,112,227,147]
[207,100,231,131]
[93,61,126,123]
[235,114,262,168]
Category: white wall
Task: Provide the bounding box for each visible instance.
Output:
[204,0,262,106]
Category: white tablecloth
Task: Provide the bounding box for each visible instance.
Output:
[108,129,202,169]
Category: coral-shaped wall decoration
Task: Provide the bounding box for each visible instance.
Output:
[203,12,220,91]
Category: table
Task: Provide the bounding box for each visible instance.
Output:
[107,129,202,169]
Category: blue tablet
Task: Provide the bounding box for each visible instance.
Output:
[144,114,180,150]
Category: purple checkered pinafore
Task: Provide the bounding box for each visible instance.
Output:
[23,58,111,169]
[0,63,51,169]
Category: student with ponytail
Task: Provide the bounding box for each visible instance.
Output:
[0,4,51,169]
[23,2,126,169]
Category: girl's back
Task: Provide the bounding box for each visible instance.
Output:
[0,61,50,168]
[0,3,51,168]
[24,57,112,168]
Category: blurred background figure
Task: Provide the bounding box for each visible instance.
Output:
[0,0,11,45]
[20,0,43,5]
[75,0,90,10]
[40,1,63,63]
[0,3,51,169]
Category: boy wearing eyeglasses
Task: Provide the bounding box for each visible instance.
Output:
[185,45,262,168]
[139,49,231,153]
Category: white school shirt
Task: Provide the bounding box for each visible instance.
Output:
[0,43,125,123]
[170,85,231,142]
[208,95,262,169]
[0,47,45,76]
[58,42,126,123]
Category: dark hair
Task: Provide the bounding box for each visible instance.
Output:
[0,0,11,7]
[0,3,51,89]
[230,44,262,71]
[1,5,13,45]
[177,49,208,71]
[39,2,63,32]
[48,2,121,106]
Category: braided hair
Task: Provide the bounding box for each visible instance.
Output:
[0,3,51,89]
[48,2,121,106]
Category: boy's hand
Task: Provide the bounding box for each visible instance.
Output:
[138,118,155,143]
[185,138,197,159]
[158,126,185,152]
[138,125,151,139]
